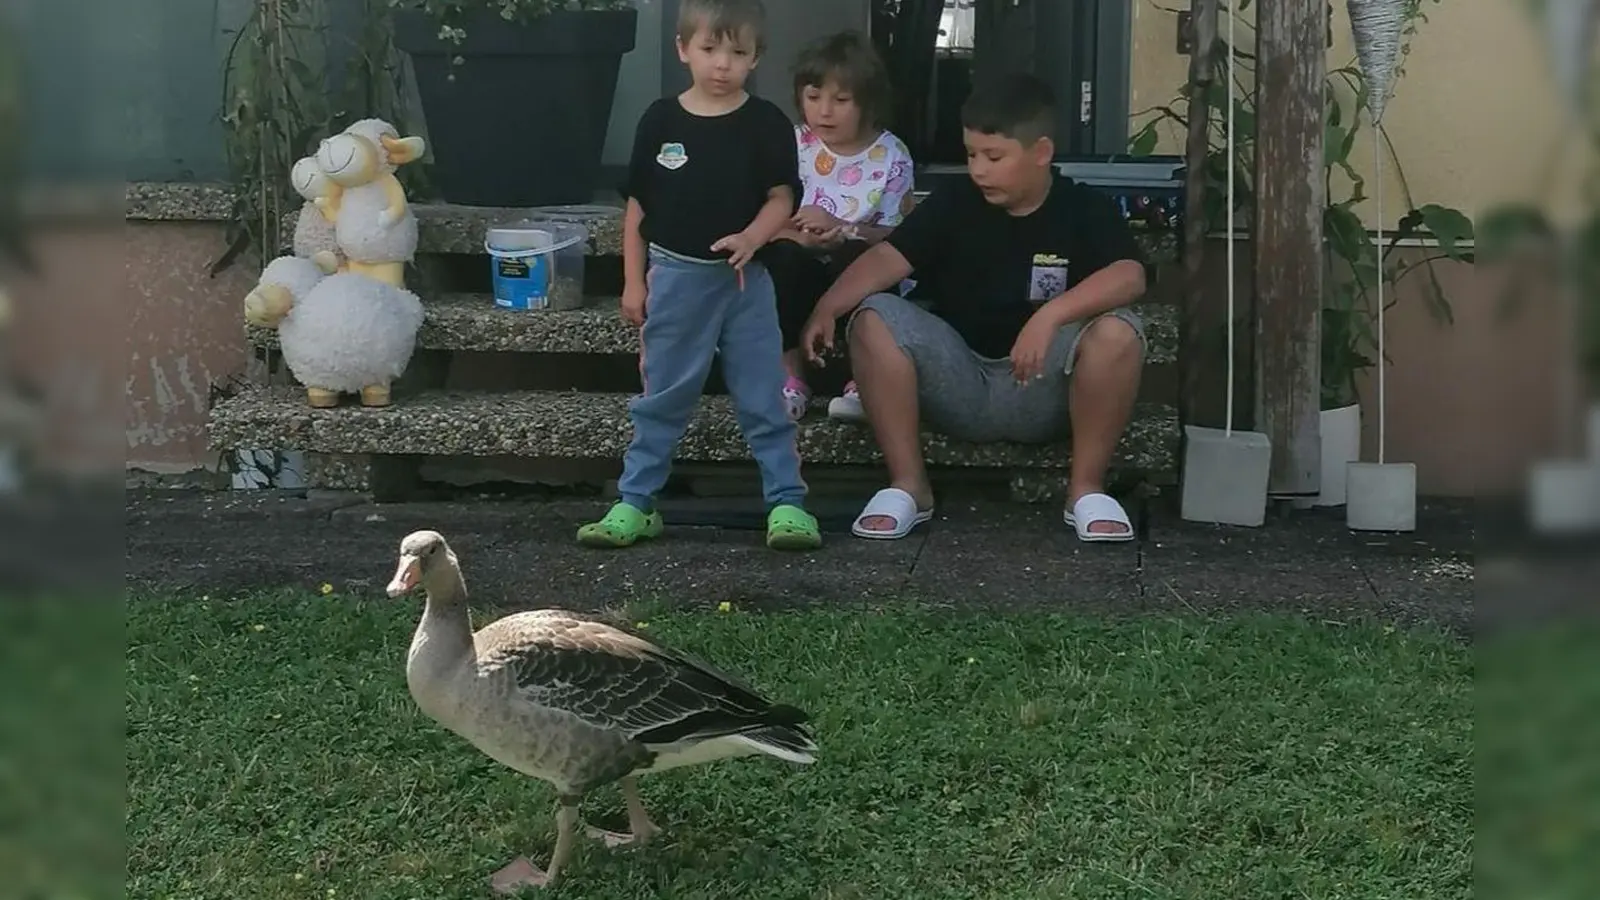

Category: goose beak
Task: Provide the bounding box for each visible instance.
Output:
[387,554,421,598]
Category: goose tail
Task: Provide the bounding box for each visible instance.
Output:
[731,722,818,765]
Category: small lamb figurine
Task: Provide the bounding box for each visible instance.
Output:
[315,118,425,290]
[290,155,345,275]
[245,255,426,408]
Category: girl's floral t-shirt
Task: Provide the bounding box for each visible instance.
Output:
[795,124,916,227]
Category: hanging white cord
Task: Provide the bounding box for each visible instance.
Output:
[1224,0,1236,438]
[1374,125,1385,464]
[1346,0,1408,464]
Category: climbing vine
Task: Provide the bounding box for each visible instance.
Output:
[212,0,418,276]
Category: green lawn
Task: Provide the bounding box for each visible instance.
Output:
[126,593,1472,900]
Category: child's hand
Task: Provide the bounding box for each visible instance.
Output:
[620,282,647,327]
[801,312,836,365]
[1009,313,1058,383]
[711,231,760,270]
[812,225,846,249]
[793,205,843,235]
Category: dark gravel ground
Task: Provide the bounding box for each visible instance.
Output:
[120,488,1478,635]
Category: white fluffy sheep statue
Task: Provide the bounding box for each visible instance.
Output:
[290,156,345,275]
[315,117,425,290]
[244,255,426,408]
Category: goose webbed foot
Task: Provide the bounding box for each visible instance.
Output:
[489,857,550,893]
[586,776,662,849]
[491,795,581,893]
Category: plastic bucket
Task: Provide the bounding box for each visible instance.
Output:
[484,219,590,310]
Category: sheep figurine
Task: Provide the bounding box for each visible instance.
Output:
[244,255,426,409]
[315,117,425,290]
[290,155,345,275]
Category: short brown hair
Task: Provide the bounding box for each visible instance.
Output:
[791,31,892,130]
[961,72,1056,147]
[677,0,767,54]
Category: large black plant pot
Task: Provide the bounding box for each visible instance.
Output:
[392,8,638,206]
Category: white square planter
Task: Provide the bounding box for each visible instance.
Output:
[1527,459,1600,535]
[1315,404,1362,507]
[1346,462,1417,532]
[1181,424,1272,527]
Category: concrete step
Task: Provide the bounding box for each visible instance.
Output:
[245,293,1180,365]
[303,202,1178,267]
[208,386,1179,474]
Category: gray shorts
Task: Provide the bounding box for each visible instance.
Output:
[847,293,1146,444]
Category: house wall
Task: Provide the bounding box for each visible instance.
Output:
[1127,0,1573,229]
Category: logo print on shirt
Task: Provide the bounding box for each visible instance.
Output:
[656,142,688,170]
[1029,252,1071,304]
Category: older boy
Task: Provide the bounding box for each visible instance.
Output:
[800,72,1149,542]
[578,0,822,551]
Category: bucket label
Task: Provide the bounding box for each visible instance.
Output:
[492,252,550,310]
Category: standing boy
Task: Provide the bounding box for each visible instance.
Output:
[578,0,822,551]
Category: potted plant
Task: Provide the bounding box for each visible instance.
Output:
[390,0,641,207]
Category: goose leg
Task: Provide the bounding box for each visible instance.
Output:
[490,795,582,893]
[585,776,662,848]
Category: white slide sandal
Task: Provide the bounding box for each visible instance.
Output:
[851,487,933,540]
[1063,492,1135,543]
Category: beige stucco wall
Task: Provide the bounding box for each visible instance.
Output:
[1129,0,1576,226]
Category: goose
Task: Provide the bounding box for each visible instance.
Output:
[385,530,818,893]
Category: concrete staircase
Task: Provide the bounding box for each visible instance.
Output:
[207,200,1183,502]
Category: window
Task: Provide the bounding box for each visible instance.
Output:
[936,0,975,54]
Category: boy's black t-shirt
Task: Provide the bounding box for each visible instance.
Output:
[885,175,1144,359]
[622,95,801,263]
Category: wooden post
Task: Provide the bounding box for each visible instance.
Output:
[1178,0,1219,433]
[1253,0,1325,498]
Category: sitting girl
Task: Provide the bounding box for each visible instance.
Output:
[767,30,915,422]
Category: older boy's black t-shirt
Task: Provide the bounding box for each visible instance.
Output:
[622,95,801,263]
[886,175,1144,359]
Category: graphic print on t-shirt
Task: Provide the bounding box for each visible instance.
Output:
[656,142,687,170]
[795,125,915,227]
[1029,252,1070,304]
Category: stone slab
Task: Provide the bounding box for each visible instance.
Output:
[906,500,1144,607]
[124,182,234,222]
[208,387,1180,474]
[243,293,1180,364]
[123,491,1470,634]
[1138,501,1473,633]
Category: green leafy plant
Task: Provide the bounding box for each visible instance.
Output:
[1129,0,1475,409]
[212,0,418,276]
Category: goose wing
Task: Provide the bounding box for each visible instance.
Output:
[475,610,808,747]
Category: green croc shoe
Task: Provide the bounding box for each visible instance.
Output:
[576,502,664,548]
[766,504,821,551]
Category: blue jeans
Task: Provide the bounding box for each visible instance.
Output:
[616,245,808,512]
